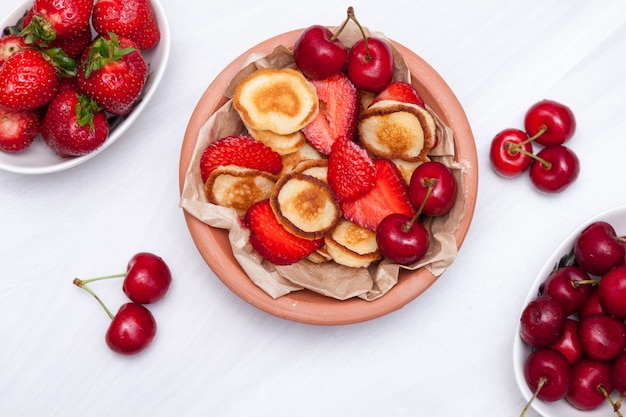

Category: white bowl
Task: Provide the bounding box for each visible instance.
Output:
[513,205,626,416]
[0,0,170,174]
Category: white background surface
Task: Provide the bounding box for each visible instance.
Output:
[1,0,626,416]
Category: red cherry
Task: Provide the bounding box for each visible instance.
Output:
[541,266,592,316]
[566,358,614,411]
[578,314,626,361]
[523,348,573,402]
[519,295,566,348]
[612,353,626,399]
[376,212,429,265]
[575,221,625,277]
[528,145,579,193]
[293,25,347,80]
[597,265,626,318]
[548,318,584,365]
[524,99,576,146]
[123,252,172,304]
[489,128,533,178]
[579,287,606,318]
[106,302,157,355]
[408,161,457,217]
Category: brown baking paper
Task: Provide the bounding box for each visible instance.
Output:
[180,26,466,301]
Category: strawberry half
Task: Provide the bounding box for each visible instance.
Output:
[244,199,324,265]
[341,159,415,231]
[327,137,376,202]
[369,81,425,108]
[92,0,161,50]
[302,73,359,155]
[199,135,283,183]
[0,107,42,153]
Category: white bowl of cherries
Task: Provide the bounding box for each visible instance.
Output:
[513,205,626,416]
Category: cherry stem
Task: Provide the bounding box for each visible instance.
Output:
[505,142,551,169]
[616,393,624,410]
[330,7,352,42]
[599,385,623,416]
[519,125,548,146]
[402,179,434,233]
[73,276,121,320]
[573,279,599,288]
[520,377,546,417]
[346,6,371,61]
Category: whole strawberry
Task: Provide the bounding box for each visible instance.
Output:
[42,88,109,157]
[0,49,59,111]
[0,107,42,153]
[22,0,93,44]
[92,0,161,50]
[76,33,148,116]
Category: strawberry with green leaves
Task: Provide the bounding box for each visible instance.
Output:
[92,0,161,50]
[341,159,415,231]
[22,0,93,44]
[302,73,360,155]
[0,49,59,111]
[42,88,109,157]
[0,107,42,153]
[244,199,324,265]
[76,33,148,116]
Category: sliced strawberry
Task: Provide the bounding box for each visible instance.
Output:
[244,199,324,265]
[341,159,415,231]
[369,81,425,108]
[327,137,376,202]
[0,107,42,153]
[302,73,359,154]
[199,135,283,183]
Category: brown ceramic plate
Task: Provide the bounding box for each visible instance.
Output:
[179,30,478,325]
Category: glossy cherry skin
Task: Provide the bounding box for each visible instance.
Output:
[524,99,576,146]
[123,252,172,304]
[566,358,614,411]
[408,161,457,217]
[294,25,347,80]
[376,213,429,265]
[346,37,394,93]
[541,266,592,316]
[579,287,606,318]
[578,314,626,361]
[524,348,573,402]
[489,128,533,178]
[597,265,626,318]
[106,303,157,355]
[529,145,579,193]
[549,318,584,365]
[574,221,625,277]
[520,295,566,348]
[612,353,626,396]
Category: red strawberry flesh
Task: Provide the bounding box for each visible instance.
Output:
[341,159,415,231]
[244,199,324,265]
[302,73,360,155]
[327,137,376,202]
[370,81,425,108]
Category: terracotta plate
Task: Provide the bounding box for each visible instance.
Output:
[179,30,478,325]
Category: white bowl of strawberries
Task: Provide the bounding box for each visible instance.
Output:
[0,0,170,174]
[179,9,478,325]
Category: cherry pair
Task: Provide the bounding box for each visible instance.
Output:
[489,99,580,193]
[73,252,172,355]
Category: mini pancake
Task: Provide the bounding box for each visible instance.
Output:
[358,99,436,162]
[245,123,306,155]
[279,142,323,176]
[205,165,277,216]
[324,219,381,268]
[291,159,328,182]
[270,172,340,240]
[233,67,319,135]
